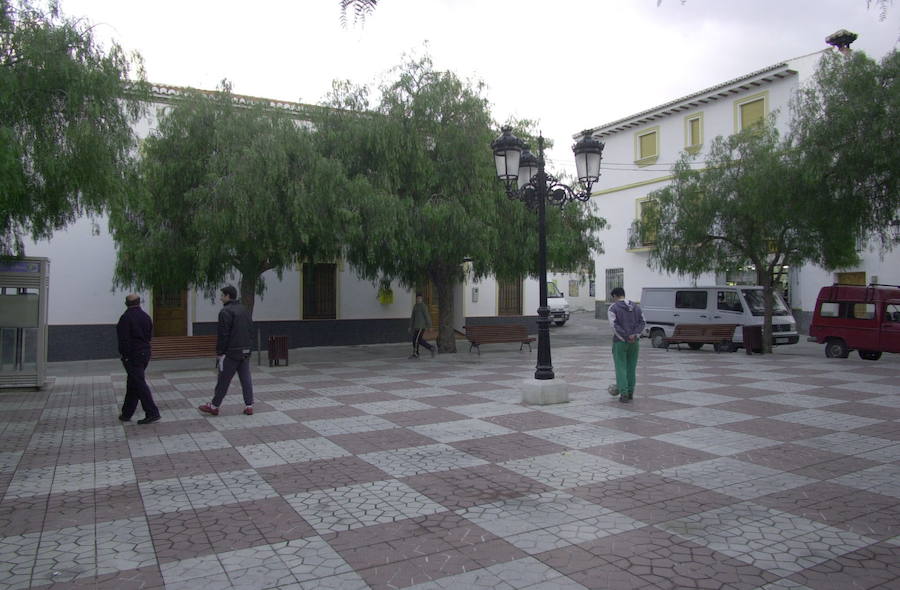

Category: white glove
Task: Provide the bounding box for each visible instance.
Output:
[217,355,225,371]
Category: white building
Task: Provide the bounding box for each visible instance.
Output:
[22,85,550,361]
[580,35,899,331]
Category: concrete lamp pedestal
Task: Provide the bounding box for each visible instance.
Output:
[521,378,569,405]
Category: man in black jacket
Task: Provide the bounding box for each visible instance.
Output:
[117,294,160,424]
[199,285,254,416]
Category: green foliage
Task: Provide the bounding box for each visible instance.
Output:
[0,0,147,256]
[789,49,899,250]
[318,57,604,286]
[639,48,898,352]
[339,0,377,27]
[109,86,366,313]
[316,57,605,350]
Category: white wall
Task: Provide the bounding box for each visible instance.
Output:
[23,216,147,325]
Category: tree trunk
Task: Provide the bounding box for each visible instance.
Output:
[238,274,257,317]
[757,267,774,354]
[430,269,457,353]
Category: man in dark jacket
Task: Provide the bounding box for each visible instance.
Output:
[199,285,254,416]
[117,294,160,424]
[607,287,645,403]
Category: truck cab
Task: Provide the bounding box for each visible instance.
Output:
[808,283,900,360]
[546,282,570,326]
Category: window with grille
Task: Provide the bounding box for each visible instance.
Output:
[302,263,336,319]
[498,279,522,316]
[604,268,623,301]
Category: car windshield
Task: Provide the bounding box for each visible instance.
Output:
[547,283,562,297]
[741,289,790,316]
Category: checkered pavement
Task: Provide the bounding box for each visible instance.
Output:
[1,343,898,589]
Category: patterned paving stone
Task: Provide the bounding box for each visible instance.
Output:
[235,437,350,468]
[359,443,488,477]
[526,423,643,449]
[284,479,446,534]
[408,418,515,443]
[499,450,643,490]
[772,408,884,431]
[2,341,898,589]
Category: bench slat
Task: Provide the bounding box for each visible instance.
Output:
[662,324,738,352]
[465,325,535,355]
[152,335,218,360]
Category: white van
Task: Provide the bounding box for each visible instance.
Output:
[640,286,799,350]
[547,282,570,326]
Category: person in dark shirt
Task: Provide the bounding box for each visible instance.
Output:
[198,285,254,416]
[117,294,160,424]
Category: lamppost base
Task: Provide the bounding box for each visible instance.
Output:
[521,377,569,406]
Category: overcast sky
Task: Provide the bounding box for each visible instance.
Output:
[62,0,897,174]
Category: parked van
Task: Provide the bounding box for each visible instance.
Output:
[640,286,799,350]
[807,283,900,360]
[547,282,570,326]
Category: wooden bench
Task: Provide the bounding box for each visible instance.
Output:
[662,324,738,352]
[151,335,218,360]
[465,324,536,355]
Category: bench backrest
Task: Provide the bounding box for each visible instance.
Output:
[672,324,738,338]
[465,324,531,340]
[671,324,706,337]
[708,324,739,338]
[152,335,217,359]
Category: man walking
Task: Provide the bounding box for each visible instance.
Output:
[409,293,435,359]
[117,294,160,424]
[199,285,254,416]
[607,287,645,403]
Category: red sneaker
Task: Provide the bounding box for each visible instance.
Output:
[198,404,219,416]
[243,406,253,416]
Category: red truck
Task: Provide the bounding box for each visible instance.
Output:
[808,283,900,360]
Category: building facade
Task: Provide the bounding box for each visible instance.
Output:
[22,86,545,361]
[580,42,899,331]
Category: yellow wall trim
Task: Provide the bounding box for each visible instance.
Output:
[592,174,675,197]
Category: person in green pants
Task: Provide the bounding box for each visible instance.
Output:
[607,287,645,403]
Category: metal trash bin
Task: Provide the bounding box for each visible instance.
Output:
[742,325,763,355]
[267,335,289,366]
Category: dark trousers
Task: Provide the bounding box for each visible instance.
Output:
[121,351,159,419]
[212,353,253,407]
[412,329,434,356]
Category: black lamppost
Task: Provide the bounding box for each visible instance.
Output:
[491,127,604,380]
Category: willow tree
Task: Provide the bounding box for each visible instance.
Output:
[317,58,605,352]
[109,86,365,314]
[1,0,147,256]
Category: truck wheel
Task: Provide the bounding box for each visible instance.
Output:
[650,328,666,348]
[858,350,882,361]
[688,343,704,350]
[824,339,849,359]
[554,320,566,326]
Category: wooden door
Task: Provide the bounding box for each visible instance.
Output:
[153,290,187,337]
[498,279,523,316]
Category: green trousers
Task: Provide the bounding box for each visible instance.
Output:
[612,340,640,397]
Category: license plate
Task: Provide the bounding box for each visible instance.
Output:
[775,337,788,344]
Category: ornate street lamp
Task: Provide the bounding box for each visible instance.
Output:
[491,127,604,380]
